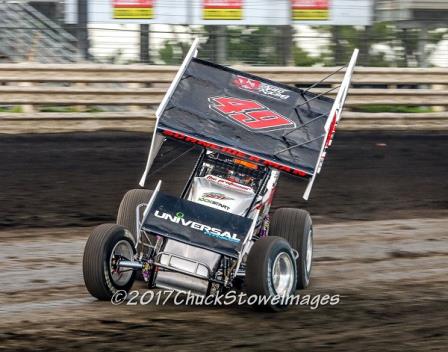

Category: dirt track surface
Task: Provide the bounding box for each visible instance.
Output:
[0,132,447,228]
[0,132,447,350]
[0,219,447,351]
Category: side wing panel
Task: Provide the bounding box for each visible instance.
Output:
[302,49,359,200]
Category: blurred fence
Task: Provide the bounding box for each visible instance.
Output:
[0,0,447,67]
[1,25,447,67]
[0,63,447,133]
[82,25,448,67]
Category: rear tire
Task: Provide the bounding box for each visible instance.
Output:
[270,208,313,289]
[117,188,153,241]
[83,224,136,300]
[245,236,297,311]
[117,189,153,281]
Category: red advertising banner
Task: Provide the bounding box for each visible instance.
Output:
[292,0,329,20]
[203,0,243,20]
[112,0,154,19]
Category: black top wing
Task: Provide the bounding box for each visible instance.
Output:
[157,58,334,177]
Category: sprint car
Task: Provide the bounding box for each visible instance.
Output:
[83,39,358,310]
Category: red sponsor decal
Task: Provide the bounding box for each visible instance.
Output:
[113,0,153,8]
[233,76,262,91]
[161,129,309,178]
[203,0,242,9]
[325,113,337,148]
[209,96,295,132]
[233,75,290,100]
[292,0,329,10]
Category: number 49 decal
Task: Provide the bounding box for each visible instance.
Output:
[208,96,296,132]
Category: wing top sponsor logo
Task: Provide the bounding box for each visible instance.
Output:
[233,75,290,101]
[208,96,296,132]
[154,210,241,243]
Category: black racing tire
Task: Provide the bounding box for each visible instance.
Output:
[117,189,154,282]
[270,208,313,289]
[117,188,153,241]
[245,236,297,311]
[83,223,136,300]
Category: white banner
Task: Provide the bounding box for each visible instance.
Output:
[65,0,372,25]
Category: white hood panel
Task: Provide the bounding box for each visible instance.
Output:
[188,175,255,216]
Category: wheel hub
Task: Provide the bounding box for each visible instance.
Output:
[272,252,294,296]
[109,240,134,286]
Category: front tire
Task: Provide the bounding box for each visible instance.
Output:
[245,236,297,311]
[270,208,313,289]
[83,224,136,300]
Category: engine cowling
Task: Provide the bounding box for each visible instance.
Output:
[188,175,255,216]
